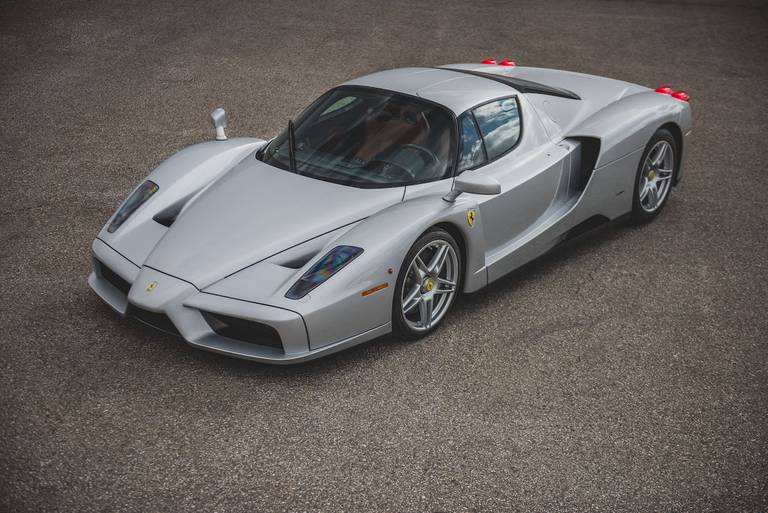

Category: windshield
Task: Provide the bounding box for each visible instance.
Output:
[260,86,456,188]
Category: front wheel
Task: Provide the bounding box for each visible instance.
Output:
[632,128,678,223]
[392,228,461,339]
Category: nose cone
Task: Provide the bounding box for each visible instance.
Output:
[128,267,196,312]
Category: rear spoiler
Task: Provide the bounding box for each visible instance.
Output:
[439,67,581,100]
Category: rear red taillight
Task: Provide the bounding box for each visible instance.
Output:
[655,85,690,101]
[499,60,516,67]
[481,58,497,65]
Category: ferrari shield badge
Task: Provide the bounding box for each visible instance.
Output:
[467,208,477,227]
[146,281,158,292]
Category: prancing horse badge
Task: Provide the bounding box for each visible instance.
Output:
[467,209,477,227]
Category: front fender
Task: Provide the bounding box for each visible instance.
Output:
[200,192,490,350]
[290,193,488,349]
[97,137,265,266]
[331,193,489,293]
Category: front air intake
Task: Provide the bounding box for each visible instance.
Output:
[128,305,181,337]
[96,260,131,295]
[201,311,284,352]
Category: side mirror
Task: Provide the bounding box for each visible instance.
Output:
[443,171,501,202]
[210,108,228,141]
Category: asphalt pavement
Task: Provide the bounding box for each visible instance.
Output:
[1,0,767,511]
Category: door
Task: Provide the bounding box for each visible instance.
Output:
[456,97,570,272]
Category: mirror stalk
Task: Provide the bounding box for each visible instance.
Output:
[210,108,228,141]
[443,189,462,202]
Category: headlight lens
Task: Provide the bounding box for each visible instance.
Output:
[285,245,363,299]
[107,180,159,233]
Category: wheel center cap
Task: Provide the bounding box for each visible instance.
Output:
[648,169,656,180]
[423,278,434,293]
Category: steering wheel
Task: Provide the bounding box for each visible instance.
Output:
[365,156,417,181]
[399,144,440,169]
[366,144,441,182]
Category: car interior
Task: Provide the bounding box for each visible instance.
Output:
[270,88,455,186]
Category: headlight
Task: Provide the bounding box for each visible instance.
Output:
[285,245,363,299]
[107,180,159,233]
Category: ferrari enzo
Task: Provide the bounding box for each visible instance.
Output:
[88,61,692,363]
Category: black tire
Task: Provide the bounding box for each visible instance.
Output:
[392,228,462,340]
[631,128,678,223]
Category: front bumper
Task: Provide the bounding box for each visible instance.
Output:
[89,239,389,364]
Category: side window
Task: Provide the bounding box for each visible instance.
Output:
[472,97,521,160]
[457,113,486,173]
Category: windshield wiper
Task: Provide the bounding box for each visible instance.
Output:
[288,119,297,172]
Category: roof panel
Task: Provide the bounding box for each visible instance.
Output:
[341,67,517,114]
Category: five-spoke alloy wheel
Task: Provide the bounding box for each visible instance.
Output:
[393,228,461,338]
[633,128,678,222]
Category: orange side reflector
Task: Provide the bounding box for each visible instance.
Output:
[362,282,389,297]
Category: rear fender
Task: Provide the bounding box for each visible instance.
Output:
[567,91,691,168]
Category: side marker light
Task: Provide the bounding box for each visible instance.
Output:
[362,283,389,297]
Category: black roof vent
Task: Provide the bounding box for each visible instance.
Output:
[440,67,581,100]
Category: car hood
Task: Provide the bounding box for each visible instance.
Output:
[144,157,403,289]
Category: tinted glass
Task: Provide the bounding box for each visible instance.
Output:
[457,113,486,173]
[472,98,521,160]
[262,87,455,188]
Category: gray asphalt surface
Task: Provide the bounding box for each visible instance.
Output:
[1,0,767,511]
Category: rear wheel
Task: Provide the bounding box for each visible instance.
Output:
[392,228,461,339]
[632,129,677,222]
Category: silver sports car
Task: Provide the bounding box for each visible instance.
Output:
[88,61,692,364]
